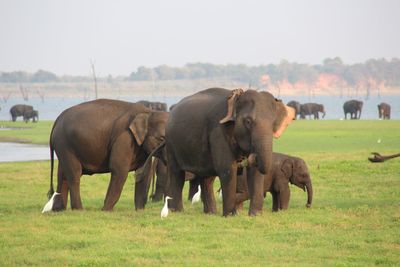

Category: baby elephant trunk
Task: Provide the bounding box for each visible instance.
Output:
[305,181,313,208]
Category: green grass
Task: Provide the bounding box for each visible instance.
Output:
[0,120,53,144]
[0,120,399,266]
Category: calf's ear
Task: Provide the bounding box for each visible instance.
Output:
[281,159,293,178]
[129,113,150,146]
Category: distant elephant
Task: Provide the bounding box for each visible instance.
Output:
[162,88,295,216]
[235,153,313,211]
[9,104,33,121]
[46,99,169,212]
[378,102,391,120]
[137,100,168,111]
[343,100,363,119]
[300,103,326,119]
[287,101,301,119]
[23,109,39,123]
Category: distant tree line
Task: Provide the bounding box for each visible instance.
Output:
[127,58,400,88]
[1,58,400,88]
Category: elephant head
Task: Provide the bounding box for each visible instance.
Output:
[129,111,169,155]
[220,89,295,175]
[281,157,313,208]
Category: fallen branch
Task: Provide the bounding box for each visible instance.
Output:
[368,152,400,163]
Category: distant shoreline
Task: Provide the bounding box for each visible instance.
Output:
[0,80,399,99]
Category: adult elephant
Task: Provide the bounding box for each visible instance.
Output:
[235,153,312,211]
[10,104,33,121]
[343,100,363,119]
[23,109,39,123]
[300,103,326,119]
[137,100,168,111]
[378,102,391,120]
[287,101,301,119]
[165,88,295,216]
[45,99,169,212]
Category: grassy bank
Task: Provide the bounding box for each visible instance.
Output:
[0,120,399,266]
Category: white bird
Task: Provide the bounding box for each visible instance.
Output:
[161,196,172,218]
[377,138,381,143]
[42,192,60,213]
[191,185,201,204]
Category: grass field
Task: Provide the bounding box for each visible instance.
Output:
[0,120,399,266]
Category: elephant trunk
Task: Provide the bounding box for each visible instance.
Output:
[252,133,273,175]
[305,181,313,208]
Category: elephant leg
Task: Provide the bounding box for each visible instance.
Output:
[166,152,185,212]
[152,160,167,202]
[59,155,83,210]
[188,176,200,201]
[271,191,279,212]
[53,165,69,211]
[235,171,249,209]
[201,176,217,214]
[246,167,264,216]
[134,165,153,210]
[279,187,290,210]
[103,140,133,211]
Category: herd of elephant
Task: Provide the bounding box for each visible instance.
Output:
[8,104,39,122]
[42,87,318,217]
[287,100,392,120]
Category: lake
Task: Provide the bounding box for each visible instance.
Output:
[0,142,53,162]
[0,94,399,121]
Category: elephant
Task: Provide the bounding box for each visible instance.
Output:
[235,153,313,211]
[46,99,169,212]
[23,109,39,123]
[300,103,326,119]
[287,101,301,119]
[9,104,33,121]
[137,100,168,111]
[378,102,391,120]
[163,88,295,216]
[343,100,363,119]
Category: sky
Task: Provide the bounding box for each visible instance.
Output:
[0,0,399,76]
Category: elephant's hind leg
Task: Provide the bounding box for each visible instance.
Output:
[59,154,83,210]
[53,166,69,211]
[201,176,217,214]
[166,152,185,212]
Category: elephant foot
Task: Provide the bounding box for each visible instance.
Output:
[52,195,66,212]
[222,209,237,217]
[306,203,311,208]
[248,208,262,216]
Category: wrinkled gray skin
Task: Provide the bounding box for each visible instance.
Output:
[300,103,326,119]
[236,153,313,211]
[343,100,363,119]
[137,100,168,111]
[287,101,301,119]
[378,102,391,120]
[23,109,39,123]
[47,99,169,212]
[164,88,295,216]
[10,104,33,122]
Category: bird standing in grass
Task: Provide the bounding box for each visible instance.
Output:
[161,196,172,218]
[191,185,201,204]
[42,192,60,213]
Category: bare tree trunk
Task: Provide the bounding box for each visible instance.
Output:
[19,85,29,101]
[37,90,45,103]
[1,92,12,103]
[90,59,98,100]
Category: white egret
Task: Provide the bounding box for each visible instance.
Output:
[161,196,172,218]
[42,192,60,213]
[191,185,201,204]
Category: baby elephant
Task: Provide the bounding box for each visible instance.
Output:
[236,152,313,211]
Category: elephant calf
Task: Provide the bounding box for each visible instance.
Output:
[236,152,313,211]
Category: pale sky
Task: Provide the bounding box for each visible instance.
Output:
[0,0,399,76]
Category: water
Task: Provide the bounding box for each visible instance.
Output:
[0,142,54,162]
[0,94,399,121]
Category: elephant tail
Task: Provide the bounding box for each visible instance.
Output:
[47,142,55,199]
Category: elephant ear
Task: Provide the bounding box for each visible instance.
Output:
[273,100,295,138]
[129,113,150,146]
[219,88,244,124]
[281,159,293,180]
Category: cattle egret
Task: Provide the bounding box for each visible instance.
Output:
[42,192,60,213]
[161,196,172,218]
[377,138,381,143]
[192,185,201,204]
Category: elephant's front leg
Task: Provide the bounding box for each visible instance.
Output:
[246,167,264,216]
[200,176,217,214]
[218,166,237,216]
[103,167,130,211]
[279,186,290,210]
[166,153,185,212]
[271,191,279,212]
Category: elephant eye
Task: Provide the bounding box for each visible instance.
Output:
[244,118,252,129]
